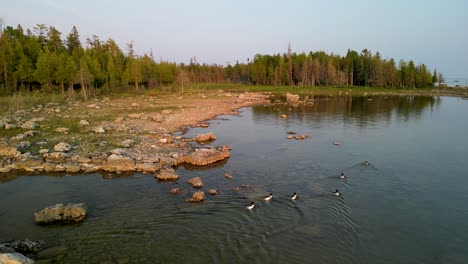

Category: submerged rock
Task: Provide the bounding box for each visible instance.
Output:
[224,173,233,179]
[177,147,230,166]
[194,132,217,142]
[187,177,204,188]
[186,191,205,203]
[208,189,217,195]
[36,245,68,260]
[280,114,287,119]
[170,188,181,194]
[34,203,87,224]
[0,253,34,264]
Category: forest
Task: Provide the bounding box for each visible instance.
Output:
[0,24,443,97]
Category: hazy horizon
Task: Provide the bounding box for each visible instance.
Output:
[2,0,468,77]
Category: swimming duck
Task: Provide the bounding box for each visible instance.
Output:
[340,172,345,179]
[364,161,369,166]
[247,201,255,210]
[334,190,340,196]
[291,192,297,200]
[264,193,273,201]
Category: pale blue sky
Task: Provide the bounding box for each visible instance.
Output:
[3,0,468,77]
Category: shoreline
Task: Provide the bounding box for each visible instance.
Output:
[0,88,465,179]
[0,91,270,178]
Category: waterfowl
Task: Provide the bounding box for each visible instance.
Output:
[264,193,273,201]
[340,172,345,179]
[364,161,369,166]
[334,190,340,196]
[291,192,297,200]
[247,201,255,210]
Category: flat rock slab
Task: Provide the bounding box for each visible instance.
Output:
[155,172,179,181]
[34,203,87,224]
[178,148,230,166]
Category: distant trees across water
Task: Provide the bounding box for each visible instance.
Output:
[0,24,442,96]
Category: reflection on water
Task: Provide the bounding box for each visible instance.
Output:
[1,95,468,264]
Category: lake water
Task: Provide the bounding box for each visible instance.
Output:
[1,95,468,263]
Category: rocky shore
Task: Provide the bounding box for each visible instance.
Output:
[0,91,271,177]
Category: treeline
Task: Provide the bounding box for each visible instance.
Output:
[0,24,442,97]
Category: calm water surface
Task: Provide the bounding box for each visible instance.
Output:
[1,95,468,264]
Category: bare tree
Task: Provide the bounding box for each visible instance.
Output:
[0,17,4,37]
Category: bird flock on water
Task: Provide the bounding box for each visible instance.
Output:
[247,161,370,210]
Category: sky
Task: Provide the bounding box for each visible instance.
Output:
[2,0,468,77]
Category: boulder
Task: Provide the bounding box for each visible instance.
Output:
[280,114,287,119]
[177,148,230,166]
[20,121,38,130]
[54,142,71,152]
[0,147,20,159]
[186,191,205,203]
[136,163,160,173]
[194,132,217,142]
[79,120,90,126]
[43,152,69,163]
[12,159,43,172]
[54,127,69,133]
[286,92,300,104]
[208,189,217,195]
[64,162,81,173]
[0,239,46,255]
[101,154,135,172]
[34,203,87,224]
[0,253,34,264]
[93,127,105,133]
[155,171,179,181]
[187,177,203,188]
[287,135,294,139]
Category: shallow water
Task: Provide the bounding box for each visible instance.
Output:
[1,95,468,263]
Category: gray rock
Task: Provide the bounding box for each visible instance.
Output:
[15,141,31,151]
[0,239,46,255]
[34,203,87,224]
[0,253,35,264]
[53,142,70,152]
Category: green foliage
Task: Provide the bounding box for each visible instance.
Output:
[0,22,442,97]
